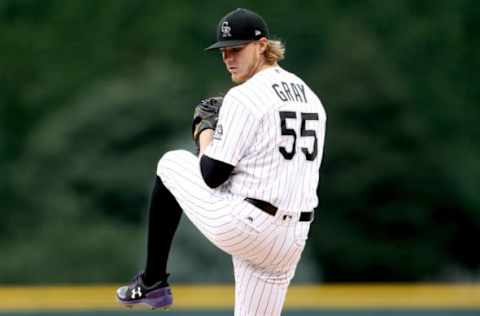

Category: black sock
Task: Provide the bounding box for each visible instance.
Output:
[143,175,183,286]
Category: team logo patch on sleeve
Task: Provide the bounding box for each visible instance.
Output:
[214,124,223,140]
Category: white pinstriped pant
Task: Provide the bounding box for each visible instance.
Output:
[157,150,310,316]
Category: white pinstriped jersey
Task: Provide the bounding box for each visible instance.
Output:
[205,66,326,213]
[156,65,326,315]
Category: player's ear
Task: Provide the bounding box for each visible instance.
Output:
[258,37,268,54]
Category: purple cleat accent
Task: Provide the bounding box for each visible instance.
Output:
[116,272,173,309]
[143,286,173,308]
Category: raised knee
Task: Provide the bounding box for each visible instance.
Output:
[156,150,190,176]
[157,151,173,176]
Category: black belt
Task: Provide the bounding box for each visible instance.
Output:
[244,198,313,222]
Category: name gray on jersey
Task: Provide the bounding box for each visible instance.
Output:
[272,82,307,103]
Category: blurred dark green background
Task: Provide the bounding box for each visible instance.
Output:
[1,0,479,284]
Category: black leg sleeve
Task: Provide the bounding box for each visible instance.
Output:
[143,175,182,286]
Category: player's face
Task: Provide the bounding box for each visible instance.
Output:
[221,40,267,83]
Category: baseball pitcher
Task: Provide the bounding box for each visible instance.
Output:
[116,8,327,316]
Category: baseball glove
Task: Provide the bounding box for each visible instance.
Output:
[192,96,223,152]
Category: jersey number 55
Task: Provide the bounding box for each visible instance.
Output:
[279,111,318,161]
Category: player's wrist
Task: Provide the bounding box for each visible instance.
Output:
[198,128,214,155]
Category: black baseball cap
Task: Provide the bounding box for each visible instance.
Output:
[205,8,270,51]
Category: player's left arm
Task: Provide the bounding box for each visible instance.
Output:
[197,129,214,155]
[201,91,259,188]
[195,129,234,188]
[191,96,235,188]
[199,155,234,188]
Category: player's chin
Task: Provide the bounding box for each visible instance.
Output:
[231,74,246,84]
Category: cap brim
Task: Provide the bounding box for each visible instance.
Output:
[204,39,254,51]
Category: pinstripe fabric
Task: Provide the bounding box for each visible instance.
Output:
[205,66,326,213]
[156,66,326,315]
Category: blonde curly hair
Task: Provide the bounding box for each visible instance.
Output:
[264,39,285,64]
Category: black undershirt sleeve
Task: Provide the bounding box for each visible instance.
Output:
[200,155,234,188]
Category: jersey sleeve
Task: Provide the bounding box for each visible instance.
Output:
[204,91,259,166]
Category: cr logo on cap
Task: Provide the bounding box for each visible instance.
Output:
[221,21,232,38]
